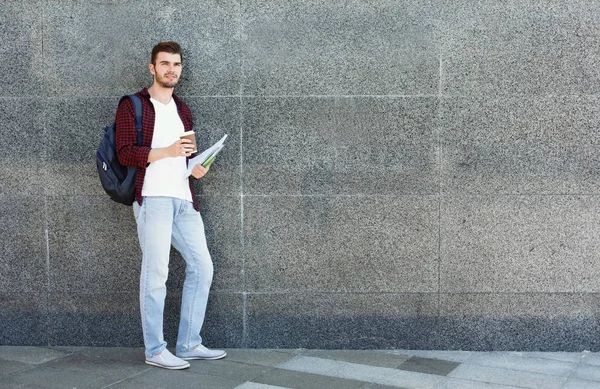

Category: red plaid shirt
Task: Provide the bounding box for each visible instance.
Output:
[115,88,199,211]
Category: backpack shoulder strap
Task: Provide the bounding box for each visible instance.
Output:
[128,95,143,130]
[117,95,143,146]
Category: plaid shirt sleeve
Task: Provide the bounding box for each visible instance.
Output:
[115,98,152,168]
[179,103,193,132]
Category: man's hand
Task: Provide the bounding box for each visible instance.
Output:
[191,164,209,179]
[148,139,194,163]
[167,138,195,158]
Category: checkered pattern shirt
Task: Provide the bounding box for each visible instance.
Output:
[115,88,199,211]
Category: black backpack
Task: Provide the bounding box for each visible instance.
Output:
[96,95,143,206]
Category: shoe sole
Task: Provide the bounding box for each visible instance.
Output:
[145,360,190,370]
[179,352,227,361]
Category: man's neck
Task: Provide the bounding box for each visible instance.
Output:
[148,84,174,104]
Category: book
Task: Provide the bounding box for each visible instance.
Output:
[201,145,223,167]
[185,134,227,178]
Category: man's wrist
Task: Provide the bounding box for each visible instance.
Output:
[148,147,167,163]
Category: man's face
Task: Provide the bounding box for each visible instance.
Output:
[149,52,182,88]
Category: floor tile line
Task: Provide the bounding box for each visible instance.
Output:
[235,382,292,389]
[564,376,600,385]
[458,357,578,378]
[277,355,443,388]
[449,363,569,389]
[0,362,37,379]
[245,358,293,387]
[558,354,583,389]
[436,376,535,389]
[100,367,153,389]
[250,364,388,389]
[520,352,584,364]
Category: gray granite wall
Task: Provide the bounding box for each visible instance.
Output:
[2,0,600,351]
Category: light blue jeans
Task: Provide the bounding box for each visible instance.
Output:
[133,196,213,359]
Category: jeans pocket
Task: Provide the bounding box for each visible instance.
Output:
[133,199,145,223]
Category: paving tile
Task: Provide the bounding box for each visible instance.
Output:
[278,355,443,388]
[3,349,597,389]
[113,367,245,389]
[42,353,147,378]
[0,347,68,365]
[0,376,46,389]
[186,360,273,382]
[97,380,157,389]
[369,384,410,389]
[0,359,31,376]
[562,379,600,389]
[224,349,297,367]
[45,346,88,353]
[388,350,473,363]
[6,366,118,389]
[448,364,568,389]
[582,352,600,366]
[80,347,145,364]
[301,350,410,368]
[464,352,577,377]
[398,356,460,376]
[434,377,528,389]
[250,368,368,389]
[574,364,600,382]
[520,352,583,364]
[235,382,291,389]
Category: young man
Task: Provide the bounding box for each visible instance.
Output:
[116,41,226,370]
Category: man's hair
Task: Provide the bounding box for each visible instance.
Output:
[151,41,182,65]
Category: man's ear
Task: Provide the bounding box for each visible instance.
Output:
[149,63,155,76]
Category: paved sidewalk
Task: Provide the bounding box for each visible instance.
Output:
[1,346,600,389]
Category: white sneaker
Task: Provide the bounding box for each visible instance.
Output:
[176,344,227,360]
[145,349,190,370]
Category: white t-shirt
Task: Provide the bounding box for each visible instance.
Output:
[142,97,193,202]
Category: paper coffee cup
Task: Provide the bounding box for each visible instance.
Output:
[179,130,197,153]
